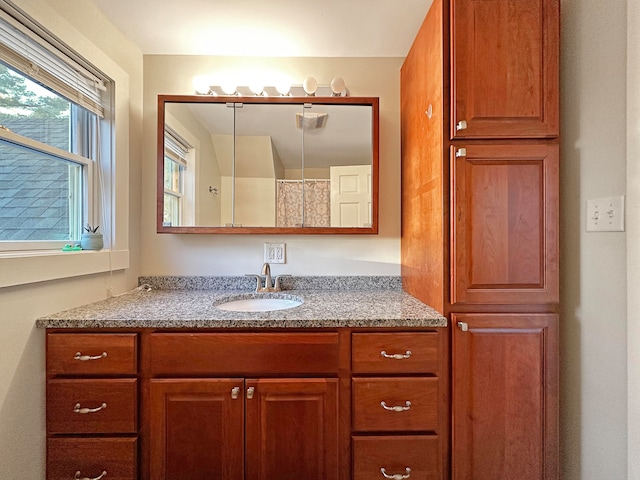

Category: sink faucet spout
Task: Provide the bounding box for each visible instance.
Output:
[261,263,272,290]
[246,263,289,292]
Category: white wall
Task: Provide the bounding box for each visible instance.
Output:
[627,1,639,478]
[560,0,628,478]
[0,1,143,478]
[142,56,402,277]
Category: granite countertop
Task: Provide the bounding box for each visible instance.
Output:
[36,276,447,329]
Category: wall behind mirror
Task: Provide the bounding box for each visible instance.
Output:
[158,95,379,234]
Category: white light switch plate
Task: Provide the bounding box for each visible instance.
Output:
[586,196,625,232]
[264,243,286,263]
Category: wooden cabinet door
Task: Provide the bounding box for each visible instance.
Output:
[245,378,339,480]
[451,0,560,138]
[451,313,558,480]
[451,144,559,305]
[149,379,244,480]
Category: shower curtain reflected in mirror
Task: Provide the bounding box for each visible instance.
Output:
[276,180,330,227]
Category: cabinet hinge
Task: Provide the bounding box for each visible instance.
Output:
[457,321,469,332]
[456,120,468,131]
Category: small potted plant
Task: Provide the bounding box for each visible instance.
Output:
[80,224,103,250]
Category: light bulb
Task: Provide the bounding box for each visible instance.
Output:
[330,77,346,96]
[275,81,291,96]
[303,76,318,96]
[221,83,237,95]
[192,75,211,94]
[249,83,264,96]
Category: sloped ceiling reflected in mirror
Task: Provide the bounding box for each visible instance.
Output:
[186,102,373,170]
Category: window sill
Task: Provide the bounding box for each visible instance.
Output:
[0,249,129,288]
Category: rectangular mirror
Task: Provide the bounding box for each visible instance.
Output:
[157,95,378,234]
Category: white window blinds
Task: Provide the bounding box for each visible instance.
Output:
[0,9,107,117]
[164,126,191,168]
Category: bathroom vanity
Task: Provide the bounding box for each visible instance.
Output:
[38,277,448,480]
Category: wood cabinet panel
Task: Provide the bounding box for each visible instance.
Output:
[451,313,558,480]
[149,332,339,375]
[47,437,137,480]
[245,378,339,480]
[47,378,137,434]
[451,0,560,138]
[149,378,244,480]
[352,332,440,374]
[451,143,559,304]
[47,333,137,376]
[352,378,439,432]
[400,0,447,312]
[353,435,440,480]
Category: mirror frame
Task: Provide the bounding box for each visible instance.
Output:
[157,94,379,234]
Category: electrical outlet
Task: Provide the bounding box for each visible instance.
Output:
[264,243,286,264]
[586,196,625,232]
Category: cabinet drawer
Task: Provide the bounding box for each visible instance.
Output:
[352,332,440,374]
[47,379,137,434]
[47,333,137,376]
[149,332,339,375]
[47,437,137,480]
[353,435,439,480]
[352,378,438,432]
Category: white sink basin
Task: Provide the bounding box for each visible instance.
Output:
[216,297,303,312]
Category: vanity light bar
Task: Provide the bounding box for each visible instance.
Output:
[197,77,348,97]
[203,85,348,97]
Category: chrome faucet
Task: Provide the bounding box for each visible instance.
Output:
[261,262,272,291]
[247,263,290,292]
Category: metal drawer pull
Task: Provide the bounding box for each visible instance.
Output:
[74,352,107,361]
[380,350,411,360]
[74,470,107,480]
[231,387,240,399]
[73,402,107,414]
[247,386,255,399]
[380,401,411,412]
[380,467,411,479]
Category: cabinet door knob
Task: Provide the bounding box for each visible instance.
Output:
[380,401,411,412]
[74,471,107,480]
[231,387,240,399]
[457,321,469,332]
[73,402,107,414]
[246,386,255,399]
[380,350,411,360]
[380,467,411,479]
[74,351,107,361]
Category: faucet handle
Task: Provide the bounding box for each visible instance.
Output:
[274,275,291,292]
[245,274,262,292]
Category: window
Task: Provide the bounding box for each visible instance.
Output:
[163,127,190,227]
[0,7,111,251]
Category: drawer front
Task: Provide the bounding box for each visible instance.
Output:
[47,379,137,434]
[149,332,339,375]
[47,333,137,375]
[352,332,440,374]
[353,435,439,480]
[352,378,438,432]
[47,437,137,480]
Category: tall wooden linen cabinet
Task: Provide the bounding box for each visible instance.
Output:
[401,0,560,478]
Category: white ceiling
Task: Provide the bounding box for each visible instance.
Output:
[89,0,432,57]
